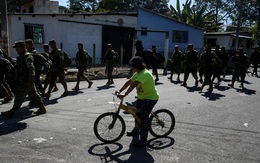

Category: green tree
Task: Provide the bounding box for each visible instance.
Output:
[68,0,99,12]
[169,0,192,23]
[68,0,170,14]
[170,0,221,31]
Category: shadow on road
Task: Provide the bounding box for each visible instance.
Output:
[0,108,33,135]
[186,86,198,92]
[200,91,225,101]
[96,85,115,91]
[88,136,174,162]
[235,88,256,95]
[170,80,182,85]
[155,82,163,86]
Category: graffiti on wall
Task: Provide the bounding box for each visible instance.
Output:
[0,35,8,53]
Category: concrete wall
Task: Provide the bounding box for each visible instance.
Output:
[21,0,59,14]
[137,8,204,55]
[205,35,252,54]
[34,0,59,14]
[8,14,137,64]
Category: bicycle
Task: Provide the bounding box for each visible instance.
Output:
[93,93,175,143]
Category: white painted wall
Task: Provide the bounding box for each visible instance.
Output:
[8,14,137,64]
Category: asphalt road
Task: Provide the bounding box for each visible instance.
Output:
[0,70,260,163]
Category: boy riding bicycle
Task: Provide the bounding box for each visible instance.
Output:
[116,56,159,147]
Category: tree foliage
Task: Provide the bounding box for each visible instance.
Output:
[67,0,170,14]
[169,0,222,31]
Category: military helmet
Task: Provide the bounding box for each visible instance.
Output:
[13,40,25,48]
[25,39,33,44]
[49,39,56,45]
[187,44,193,48]
[43,44,49,48]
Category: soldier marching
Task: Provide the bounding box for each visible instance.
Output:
[1,39,259,119]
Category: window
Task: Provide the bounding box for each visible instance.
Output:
[141,27,147,36]
[24,23,44,44]
[172,30,188,43]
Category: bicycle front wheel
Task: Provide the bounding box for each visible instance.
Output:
[94,112,126,143]
[149,109,175,138]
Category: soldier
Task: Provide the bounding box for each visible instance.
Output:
[228,45,250,88]
[45,40,68,98]
[72,43,93,90]
[0,57,14,104]
[1,41,47,118]
[42,44,58,94]
[25,39,46,94]
[134,40,151,68]
[104,43,117,85]
[181,44,199,87]
[220,46,229,79]
[168,45,183,81]
[198,45,221,91]
[0,49,16,99]
[212,45,227,83]
[250,46,260,77]
[150,45,161,81]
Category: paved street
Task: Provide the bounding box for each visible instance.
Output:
[0,70,260,163]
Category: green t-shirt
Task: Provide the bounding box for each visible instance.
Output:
[130,69,159,100]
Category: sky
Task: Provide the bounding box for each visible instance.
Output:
[57,0,188,8]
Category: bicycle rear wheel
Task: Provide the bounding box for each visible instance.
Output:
[149,109,175,138]
[94,112,126,143]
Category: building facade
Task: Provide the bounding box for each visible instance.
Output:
[6,5,204,65]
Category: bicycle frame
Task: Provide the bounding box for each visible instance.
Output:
[115,95,165,127]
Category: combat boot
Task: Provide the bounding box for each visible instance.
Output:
[88,81,93,88]
[5,84,14,98]
[207,86,213,91]
[45,92,51,99]
[195,80,198,87]
[34,103,47,115]
[61,90,68,97]
[228,83,234,88]
[2,95,13,104]
[72,86,79,90]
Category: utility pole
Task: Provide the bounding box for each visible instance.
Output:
[255,4,260,47]
[235,0,243,49]
[0,0,8,53]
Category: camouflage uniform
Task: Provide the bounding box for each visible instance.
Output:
[168,46,183,81]
[134,40,150,68]
[42,44,58,94]
[181,44,199,87]
[1,41,46,118]
[0,58,14,103]
[149,45,161,81]
[199,46,221,91]
[104,44,117,85]
[228,46,250,88]
[45,40,68,98]
[73,43,93,90]
[250,47,260,76]
[27,47,46,94]
[212,46,227,83]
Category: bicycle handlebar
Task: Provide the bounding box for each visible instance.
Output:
[112,92,124,101]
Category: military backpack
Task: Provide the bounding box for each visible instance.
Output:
[0,58,14,76]
[62,51,72,68]
[31,53,51,74]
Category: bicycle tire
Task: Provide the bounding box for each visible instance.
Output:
[149,109,175,138]
[93,112,126,143]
